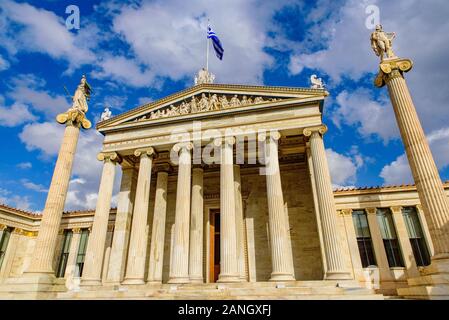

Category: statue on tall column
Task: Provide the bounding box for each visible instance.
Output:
[57,75,92,129]
[370,24,397,61]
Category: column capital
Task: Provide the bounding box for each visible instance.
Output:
[56,108,92,130]
[374,58,413,88]
[173,142,194,152]
[0,224,7,231]
[134,147,156,158]
[213,136,235,147]
[341,208,353,216]
[303,125,328,138]
[390,206,403,214]
[366,207,377,215]
[97,151,121,163]
[258,131,281,142]
[416,204,423,213]
[72,228,82,234]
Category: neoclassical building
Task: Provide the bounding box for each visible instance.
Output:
[0,75,448,300]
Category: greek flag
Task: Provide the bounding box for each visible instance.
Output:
[207,27,224,60]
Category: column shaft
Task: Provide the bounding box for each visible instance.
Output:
[308,128,351,279]
[82,153,118,285]
[64,229,82,288]
[386,74,449,257]
[147,170,169,283]
[263,133,295,281]
[233,165,247,281]
[189,167,204,283]
[106,167,137,284]
[218,137,239,282]
[169,143,193,284]
[27,124,80,275]
[124,148,155,284]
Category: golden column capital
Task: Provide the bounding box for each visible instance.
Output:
[365,207,377,215]
[390,206,403,214]
[0,224,7,231]
[374,58,413,88]
[97,151,121,164]
[56,108,91,130]
[303,125,328,138]
[341,209,353,216]
[72,228,82,234]
[134,147,157,158]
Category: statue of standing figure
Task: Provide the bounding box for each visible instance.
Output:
[370,24,397,61]
[70,75,91,113]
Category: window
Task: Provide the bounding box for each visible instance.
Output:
[56,229,73,278]
[75,229,89,277]
[402,207,431,266]
[377,208,404,267]
[352,210,376,267]
[0,227,12,269]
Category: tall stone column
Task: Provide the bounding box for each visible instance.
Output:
[123,148,156,285]
[233,164,247,281]
[106,165,137,284]
[147,165,171,283]
[26,109,91,280]
[340,209,364,281]
[260,132,295,281]
[189,167,204,283]
[216,137,240,283]
[82,152,120,285]
[304,126,351,280]
[375,58,449,260]
[169,142,193,284]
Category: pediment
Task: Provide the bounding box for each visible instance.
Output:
[97,83,327,131]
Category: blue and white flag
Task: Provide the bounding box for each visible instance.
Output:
[207,26,224,60]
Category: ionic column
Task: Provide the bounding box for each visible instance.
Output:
[390,206,419,277]
[123,148,156,285]
[340,209,364,281]
[26,116,87,277]
[305,126,351,280]
[260,132,295,281]
[376,58,449,260]
[64,228,82,288]
[189,167,204,283]
[82,152,120,285]
[147,164,171,283]
[233,164,247,281]
[216,137,239,283]
[106,165,138,284]
[169,142,193,284]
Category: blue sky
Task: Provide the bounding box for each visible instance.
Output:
[0,0,448,212]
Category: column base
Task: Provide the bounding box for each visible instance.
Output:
[122,278,145,285]
[324,271,353,280]
[397,258,449,299]
[168,277,190,284]
[189,277,204,284]
[217,274,241,283]
[80,278,102,286]
[269,273,295,282]
[0,272,57,299]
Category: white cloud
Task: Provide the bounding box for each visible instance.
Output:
[0,54,10,71]
[333,89,399,143]
[21,179,47,193]
[0,0,95,71]
[380,127,449,185]
[17,162,32,169]
[0,102,37,127]
[326,148,358,186]
[0,187,33,211]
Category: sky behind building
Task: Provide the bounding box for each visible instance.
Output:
[0,0,448,212]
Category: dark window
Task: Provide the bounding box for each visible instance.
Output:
[75,229,89,277]
[402,207,431,266]
[352,210,376,267]
[0,227,12,269]
[377,208,404,267]
[56,230,73,278]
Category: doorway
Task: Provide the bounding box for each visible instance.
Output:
[209,209,220,283]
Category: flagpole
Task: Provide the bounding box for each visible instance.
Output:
[206,19,210,72]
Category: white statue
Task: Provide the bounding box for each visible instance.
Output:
[194,68,215,85]
[254,97,264,104]
[220,95,229,109]
[230,95,241,108]
[310,75,325,89]
[209,94,219,110]
[199,93,209,111]
[70,75,91,113]
[370,24,397,61]
[100,107,112,121]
